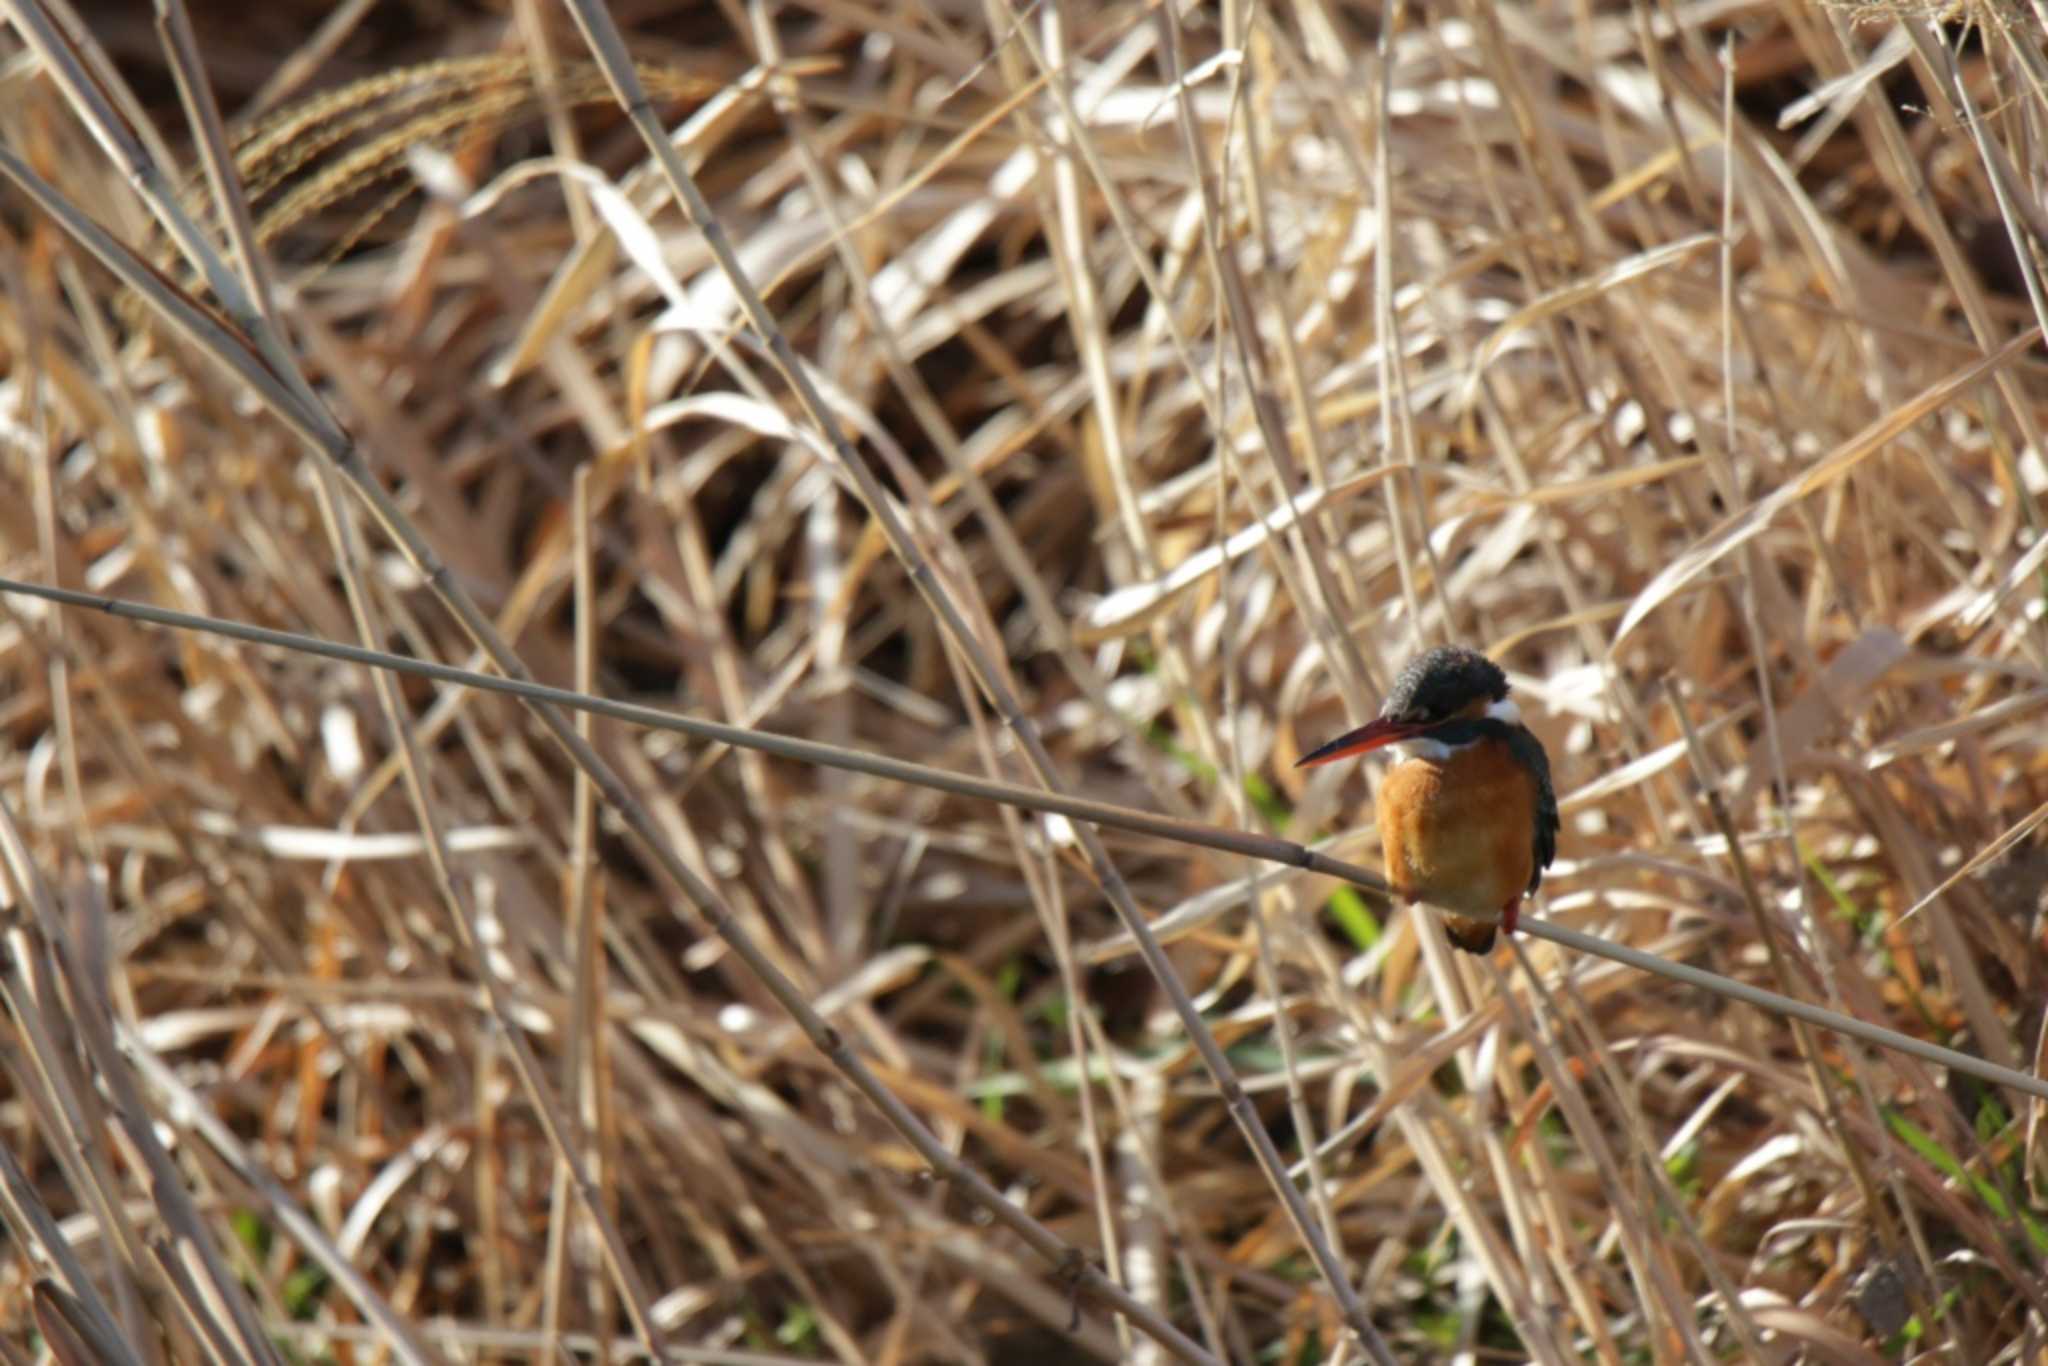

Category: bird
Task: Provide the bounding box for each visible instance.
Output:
[1295,646,1558,954]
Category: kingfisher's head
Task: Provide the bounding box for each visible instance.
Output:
[1296,646,1517,767]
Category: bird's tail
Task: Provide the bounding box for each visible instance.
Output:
[1443,916,1498,955]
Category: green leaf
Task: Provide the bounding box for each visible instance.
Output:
[231,1210,270,1258]
[776,1302,820,1349]
[283,1265,328,1318]
[1886,1109,2048,1254]
[1327,886,1380,951]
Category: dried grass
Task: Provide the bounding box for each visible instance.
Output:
[2,0,2047,1361]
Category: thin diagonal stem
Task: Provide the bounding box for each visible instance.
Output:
[9,573,2046,1115]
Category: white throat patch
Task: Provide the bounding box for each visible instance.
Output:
[1394,696,1520,762]
[1394,735,1459,761]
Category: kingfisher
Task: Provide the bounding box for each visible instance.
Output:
[1296,646,1558,954]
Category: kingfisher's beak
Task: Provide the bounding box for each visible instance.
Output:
[1295,716,1423,768]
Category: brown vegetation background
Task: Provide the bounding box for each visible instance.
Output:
[2,0,2047,1361]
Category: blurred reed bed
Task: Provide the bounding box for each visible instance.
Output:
[1,0,2046,1360]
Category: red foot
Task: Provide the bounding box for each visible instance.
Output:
[1501,898,1521,936]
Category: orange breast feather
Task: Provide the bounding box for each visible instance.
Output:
[1375,739,1538,916]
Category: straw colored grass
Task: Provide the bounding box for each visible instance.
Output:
[2,0,2046,1361]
